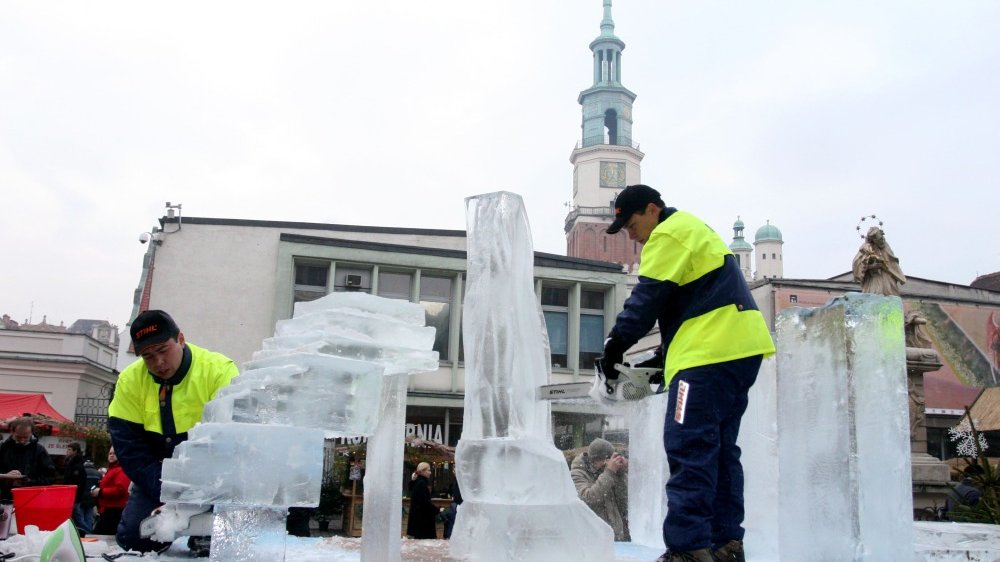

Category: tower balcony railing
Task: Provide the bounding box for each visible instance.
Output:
[564,205,615,233]
[576,136,640,150]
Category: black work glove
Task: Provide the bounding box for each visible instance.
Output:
[599,334,628,380]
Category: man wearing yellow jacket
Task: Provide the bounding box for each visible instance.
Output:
[108,310,237,553]
[600,185,775,562]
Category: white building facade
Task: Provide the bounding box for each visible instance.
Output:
[127,215,630,448]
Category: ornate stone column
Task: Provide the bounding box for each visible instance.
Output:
[906,347,952,512]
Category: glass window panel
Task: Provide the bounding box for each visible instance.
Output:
[581,289,605,310]
[293,290,325,304]
[378,271,412,300]
[420,276,452,301]
[295,263,328,287]
[579,313,605,370]
[544,311,568,368]
[541,287,569,307]
[422,301,451,361]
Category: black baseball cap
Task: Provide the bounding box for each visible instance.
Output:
[130,310,180,354]
[606,184,665,234]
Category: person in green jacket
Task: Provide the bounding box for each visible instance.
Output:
[600,185,775,562]
[108,310,237,554]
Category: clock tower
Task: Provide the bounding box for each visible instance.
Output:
[565,0,644,269]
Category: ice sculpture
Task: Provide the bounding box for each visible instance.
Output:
[625,394,670,549]
[450,192,614,561]
[744,293,914,562]
[153,292,437,562]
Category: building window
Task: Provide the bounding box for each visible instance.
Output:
[761,253,766,260]
[294,261,329,303]
[378,270,412,301]
[420,275,453,361]
[772,253,776,259]
[579,289,605,370]
[789,295,798,303]
[542,286,569,368]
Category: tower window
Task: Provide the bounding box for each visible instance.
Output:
[604,109,618,145]
[761,254,766,260]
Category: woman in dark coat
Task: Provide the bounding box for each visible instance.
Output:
[406,462,438,539]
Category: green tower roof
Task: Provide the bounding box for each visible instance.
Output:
[754,221,783,243]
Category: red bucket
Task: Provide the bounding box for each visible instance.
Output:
[11,485,75,533]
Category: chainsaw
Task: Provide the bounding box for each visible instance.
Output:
[538,352,665,403]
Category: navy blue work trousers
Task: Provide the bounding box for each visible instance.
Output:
[117,484,170,553]
[662,354,762,552]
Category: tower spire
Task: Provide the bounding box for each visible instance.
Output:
[565,1,644,266]
[600,0,616,38]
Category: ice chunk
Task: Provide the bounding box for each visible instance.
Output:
[450,502,615,562]
[236,353,385,436]
[275,309,435,351]
[160,423,324,506]
[626,393,670,549]
[740,356,779,561]
[461,191,552,440]
[452,192,613,561]
[773,293,913,562]
[360,373,408,562]
[210,507,286,562]
[456,437,577,505]
[293,290,427,325]
[255,330,438,374]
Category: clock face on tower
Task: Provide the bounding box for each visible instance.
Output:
[600,161,626,188]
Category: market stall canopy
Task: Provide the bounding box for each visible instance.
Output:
[0,393,71,423]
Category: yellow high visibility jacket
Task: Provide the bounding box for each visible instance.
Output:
[108,342,237,494]
[610,209,775,386]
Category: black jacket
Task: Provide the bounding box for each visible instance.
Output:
[0,436,55,500]
[63,454,94,506]
[406,475,438,539]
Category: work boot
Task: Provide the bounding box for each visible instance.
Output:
[713,540,745,562]
[655,549,717,562]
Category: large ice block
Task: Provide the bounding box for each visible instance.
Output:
[773,293,913,562]
[461,191,552,440]
[293,291,427,325]
[452,192,613,562]
[451,502,614,561]
[275,309,435,351]
[255,330,438,374]
[360,373,408,562]
[739,356,779,561]
[626,393,670,549]
[210,506,287,562]
[233,352,384,436]
[455,437,577,505]
[160,422,325,506]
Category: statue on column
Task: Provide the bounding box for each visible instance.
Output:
[852,220,906,296]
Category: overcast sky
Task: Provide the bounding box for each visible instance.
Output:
[2,0,998,329]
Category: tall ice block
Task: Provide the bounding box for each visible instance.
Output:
[769,293,913,562]
[451,192,613,562]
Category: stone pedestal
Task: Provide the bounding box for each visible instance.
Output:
[906,347,952,512]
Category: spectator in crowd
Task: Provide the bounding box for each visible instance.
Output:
[945,463,985,521]
[64,442,95,535]
[441,474,463,539]
[406,462,438,539]
[571,438,629,541]
[91,447,130,536]
[0,417,55,501]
